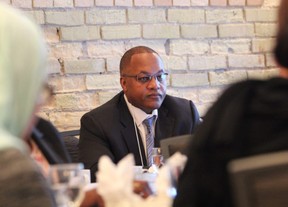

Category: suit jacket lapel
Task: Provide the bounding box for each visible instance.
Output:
[118,94,146,165]
[155,106,175,146]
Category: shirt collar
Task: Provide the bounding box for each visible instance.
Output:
[124,94,158,127]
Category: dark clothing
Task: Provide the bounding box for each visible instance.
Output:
[35,117,71,164]
[173,78,288,207]
[63,135,79,163]
[0,148,57,207]
[79,91,200,182]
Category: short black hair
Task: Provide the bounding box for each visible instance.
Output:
[119,46,159,74]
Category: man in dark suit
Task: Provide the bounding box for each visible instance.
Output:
[79,46,200,182]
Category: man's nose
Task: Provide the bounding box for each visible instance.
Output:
[147,75,160,88]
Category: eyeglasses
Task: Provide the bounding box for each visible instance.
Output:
[122,72,168,84]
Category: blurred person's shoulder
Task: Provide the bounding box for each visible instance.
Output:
[0,148,57,207]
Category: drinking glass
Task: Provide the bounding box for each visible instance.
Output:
[151,148,164,169]
[48,163,85,207]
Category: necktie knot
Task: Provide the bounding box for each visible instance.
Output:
[143,116,155,134]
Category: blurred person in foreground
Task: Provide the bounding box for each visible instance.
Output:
[27,84,71,177]
[0,3,57,207]
[79,46,201,182]
[173,1,288,207]
[0,4,102,207]
[28,116,72,177]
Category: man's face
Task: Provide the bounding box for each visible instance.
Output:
[120,52,167,114]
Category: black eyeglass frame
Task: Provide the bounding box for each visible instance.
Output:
[121,71,169,84]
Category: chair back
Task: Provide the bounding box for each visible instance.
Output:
[60,130,80,138]
[228,151,288,207]
[160,134,193,160]
[60,130,80,163]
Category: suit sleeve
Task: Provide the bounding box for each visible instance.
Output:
[78,113,115,182]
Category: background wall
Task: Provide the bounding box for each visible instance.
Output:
[2,0,280,131]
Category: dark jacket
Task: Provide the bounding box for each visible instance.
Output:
[79,91,200,182]
[34,117,71,164]
[173,78,288,207]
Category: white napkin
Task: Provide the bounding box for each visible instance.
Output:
[96,153,187,207]
[96,154,142,207]
[165,152,188,181]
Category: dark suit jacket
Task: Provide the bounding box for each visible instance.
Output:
[79,91,200,182]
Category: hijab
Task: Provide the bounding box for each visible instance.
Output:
[0,3,47,152]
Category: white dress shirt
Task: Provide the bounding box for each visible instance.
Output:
[124,95,158,156]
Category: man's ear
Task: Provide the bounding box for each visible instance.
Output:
[120,77,127,92]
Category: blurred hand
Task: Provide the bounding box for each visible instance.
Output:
[80,187,104,207]
[133,180,154,199]
[80,180,153,207]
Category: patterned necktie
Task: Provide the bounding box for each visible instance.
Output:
[143,116,155,167]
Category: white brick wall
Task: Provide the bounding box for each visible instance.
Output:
[46,11,85,26]
[219,24,254,38]
[86,9,126,25]
[128,8,166,23]
[252,38,275,53]
[12,0,32,8]
[255,23,277,37]
[102,25,141,40]
[168,9,205,23]
[60,26,101,41]
[6,0,280,130]
[191,0,209,6]
[33,0,53,8]
[170,40,209,55]
[75,0,94,7]
[209,70,247,86]
[171,73,209,87]
[228,54,265,68]
[162,55,188,71]
[86,74,121,90]
[188,55,227,70]
[54,0,73,8]
[181,25,218,38]
[143,24,180,39]
[65,59,105,74]
[245,8,278,22]
[206,9,244,23]
[24,11,45,24]
[211,39,251,54]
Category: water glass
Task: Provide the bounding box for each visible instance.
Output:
[151,148,164,169]
[48,163,85,207]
